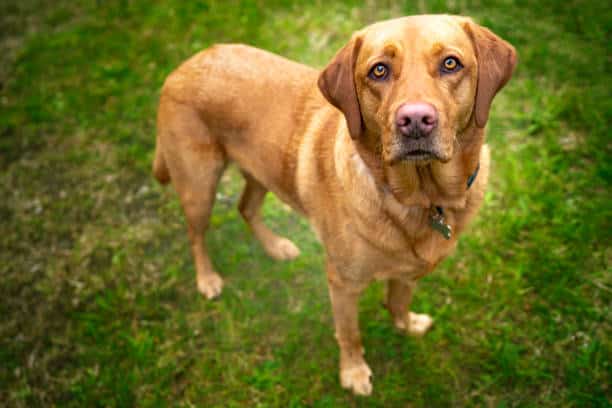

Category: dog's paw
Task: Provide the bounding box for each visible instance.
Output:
[340,363,373,396]
[403,312,433,336]
[197,272,223,299]
[394,312,433,336]
[264,237,300,261]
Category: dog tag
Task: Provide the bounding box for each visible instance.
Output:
[430,209,452,240]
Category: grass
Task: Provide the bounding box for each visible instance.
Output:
[1,0,610,406]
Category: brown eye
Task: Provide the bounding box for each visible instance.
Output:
[441,56,462,73]
[368,63,389,80]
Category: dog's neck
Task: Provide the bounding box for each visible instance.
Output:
[354,126,484,210]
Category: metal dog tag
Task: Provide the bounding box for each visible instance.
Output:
[430,211,452,240]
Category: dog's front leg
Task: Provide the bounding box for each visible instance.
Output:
[326,261,372,396]
[385,279,433,336]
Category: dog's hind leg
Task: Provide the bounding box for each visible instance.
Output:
[158,99,227,299]
[238,171,300,261]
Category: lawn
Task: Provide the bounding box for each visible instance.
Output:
[1,0,610,406]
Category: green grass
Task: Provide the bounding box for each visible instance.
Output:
[1,0,610,406]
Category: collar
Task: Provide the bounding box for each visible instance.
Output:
[430,162,480,240]
[466,162,480,189]
[352,141,481,240]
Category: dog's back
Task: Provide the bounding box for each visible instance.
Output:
[160,44,319,134]
[154,44,328,206]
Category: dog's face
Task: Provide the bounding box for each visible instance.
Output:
[355,16,479,164]
[319,15,516,165]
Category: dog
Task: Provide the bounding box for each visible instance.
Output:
[153,14,516,395]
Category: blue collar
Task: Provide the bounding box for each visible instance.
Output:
[466,162,480,189]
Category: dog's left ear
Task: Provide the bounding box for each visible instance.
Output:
[462,20,517,128]
[318,36,364,139]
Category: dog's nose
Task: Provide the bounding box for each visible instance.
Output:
[395,102,438,137]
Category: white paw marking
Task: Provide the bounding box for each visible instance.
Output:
[340,363,373,396]
[406,312,433,336]
[266,237,300,261]
[197,272,223,299]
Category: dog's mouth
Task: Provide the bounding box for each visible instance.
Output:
[385,130,453,165]
[403,149,436,161]
[387,149,439,165]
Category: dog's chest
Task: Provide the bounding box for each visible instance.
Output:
[347,207,460,280]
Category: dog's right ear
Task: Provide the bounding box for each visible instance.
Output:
[318,36,364,139]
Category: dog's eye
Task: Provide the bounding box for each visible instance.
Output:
[368,63,389,80]
[441,56,462,74]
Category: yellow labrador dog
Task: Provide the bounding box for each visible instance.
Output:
[153,15,516,395]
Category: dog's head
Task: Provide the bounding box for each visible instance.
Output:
[318,15,516,166]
